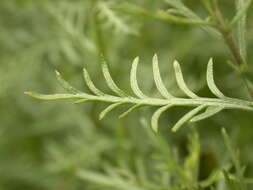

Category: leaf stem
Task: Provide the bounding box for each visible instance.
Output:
[25,92,253,112]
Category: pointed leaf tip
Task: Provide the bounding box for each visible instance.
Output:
[24,91,32,96]
[134,56,140,62]
[55,70,60,76]
[153,54,158,61]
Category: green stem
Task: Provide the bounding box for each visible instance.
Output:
[220,30,244,66]
[25,92,253,112]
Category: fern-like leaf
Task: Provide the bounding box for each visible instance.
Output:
[26,55,253,132]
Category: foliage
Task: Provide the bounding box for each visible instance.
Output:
[26,57,253,133]
[1,0,253,190]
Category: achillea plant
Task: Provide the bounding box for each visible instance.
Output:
[22,0,253,189]
[26,0,253,132]
[25,56,253,132]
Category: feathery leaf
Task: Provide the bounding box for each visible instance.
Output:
[26,56,253,132]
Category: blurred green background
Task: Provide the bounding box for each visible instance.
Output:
[1,0,253,189]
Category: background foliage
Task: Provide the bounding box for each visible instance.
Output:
[1,0,253,189]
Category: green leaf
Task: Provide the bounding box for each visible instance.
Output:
[101,59,128,97]
[130,57,148,98]
[190,106,224,122]
[165,0,194,18]
[97,2,138,35]
[77,170,144,190]
[184,131,200,182]
[231,0,252,26]
[234,0,251,61]
[164,0,219,36]
[55,71,80,94]
[99,102,125,120]
[26,57,253,132]
[152,54,174,99]
[119,104,143,118]
[172,105,207,132]
[156,10,211,25]
[83,68,105,96]
[222,128,245,181]
[73,99,90,104]
[206,58,226,98]
[199,169,222,188]
[151,104,173,132]
[24,92,83,100]
[173,60,199,98]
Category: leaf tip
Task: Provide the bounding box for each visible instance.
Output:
[221,127,227,135]
[171,127,178,133]
[134,56,140,63]
[99,115,104,120]
[24,91,32,96]
[173,60,181,73]
[55,70,60,76]
[153,54,158,61]
[118,112,127,119]
[83,67,89,76]
[173,60,180,68]
[208,57,214,66]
